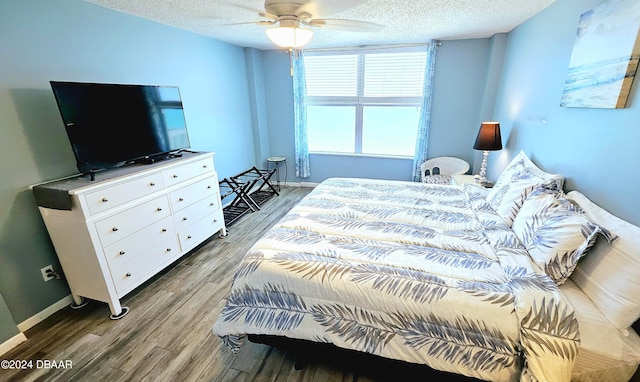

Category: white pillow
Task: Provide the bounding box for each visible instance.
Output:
[566,191,640,331]
[560,279,640,363]
[486,151,563,226]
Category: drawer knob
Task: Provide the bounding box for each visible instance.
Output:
[209,203,214,206]
[182,217,188,221]
[150,182,155,186]
[102,197,109,202]
[119,251,126,255]
[172,174,178,178]
[207,185,212,189]
[203,165,208,168]
[166,248,172,252]
[187,235,192,239]
[178,198,184,202]
[162,228,168,232]
[125,272,132,278]
[112,227,119,232]
[157,207,163,211]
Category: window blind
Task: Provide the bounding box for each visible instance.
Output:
[304,54,359,97]
[304,49,427,99]
[363,52,427,97]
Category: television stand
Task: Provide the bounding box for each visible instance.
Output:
[31,152,227,318]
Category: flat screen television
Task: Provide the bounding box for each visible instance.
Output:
[50,81,191,174]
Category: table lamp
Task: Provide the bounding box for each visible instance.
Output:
[473,122,502,185]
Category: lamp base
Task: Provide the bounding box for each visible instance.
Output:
[475,150,490,184]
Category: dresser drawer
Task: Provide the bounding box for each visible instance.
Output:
[162,157,214,188]
[85,173,164,215]
[173,194,220,231]
[169,175,218,213]
[102,216,176,271]
[111,236,180,295]
[169,176,218,212]
[95,196,171,247]
[178,213,224,250]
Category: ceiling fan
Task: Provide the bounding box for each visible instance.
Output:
[247,0,384,49]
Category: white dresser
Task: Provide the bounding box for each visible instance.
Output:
[33,152,226,319]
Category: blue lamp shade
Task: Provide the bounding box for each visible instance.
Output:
[473,122,502,151]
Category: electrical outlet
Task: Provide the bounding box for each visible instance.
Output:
[41,265,55,282]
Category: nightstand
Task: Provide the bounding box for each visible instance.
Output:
[451,175,493,188]
[451,175,476,186]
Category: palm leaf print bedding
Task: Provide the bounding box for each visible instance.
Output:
[213,178,579,382]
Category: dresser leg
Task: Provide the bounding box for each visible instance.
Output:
[108,301,129,320]
[69,295,88,309]
[109,306,129,320]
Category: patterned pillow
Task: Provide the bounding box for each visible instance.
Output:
[486,151,563,226]
[422,174,451,184]
[512,187,607,285]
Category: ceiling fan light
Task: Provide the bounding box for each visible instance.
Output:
[266,26,313,48]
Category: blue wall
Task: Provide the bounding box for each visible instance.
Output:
[0,0,256,336]
[490,0,640,226]
[260,39,495,184]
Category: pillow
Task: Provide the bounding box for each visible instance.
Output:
[512,187,607,285]
[566,191,640,332]
[422,174,451,184]
[486,151,563,226]
[560,279,640,362]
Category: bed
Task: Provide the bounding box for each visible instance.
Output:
[213,151,640,382]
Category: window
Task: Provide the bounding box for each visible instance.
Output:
[304,47,428,156]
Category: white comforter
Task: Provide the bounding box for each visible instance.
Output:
[213,178,579,381]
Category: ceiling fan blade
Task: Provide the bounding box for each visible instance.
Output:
[229,4,278,20]
[230,4,263,15]
[215,20,277,27]
[258,11,279,20]
[294,0,364,19]
[308,18,384,32]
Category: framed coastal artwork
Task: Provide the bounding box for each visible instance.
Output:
[561,0,640,108]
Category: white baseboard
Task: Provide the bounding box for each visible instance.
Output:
[0,332,27,356]
[278,181,317,188]
[220,182,315,209]
[0,295,71,356]
[17,294,73,333]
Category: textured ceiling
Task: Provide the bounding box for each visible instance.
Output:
[84,0,556,50]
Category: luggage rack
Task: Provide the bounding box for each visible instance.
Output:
[219,167,279,227]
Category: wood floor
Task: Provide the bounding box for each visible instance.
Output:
[3,186,639,382]
[0,186,460,382]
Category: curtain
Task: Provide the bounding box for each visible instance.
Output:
[292,51,311,178]
[411,42,438,182]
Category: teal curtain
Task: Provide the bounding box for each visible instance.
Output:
[292,51,311,178]
[412,42,438,182]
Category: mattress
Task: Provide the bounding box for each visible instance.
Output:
[561,279,640,382]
